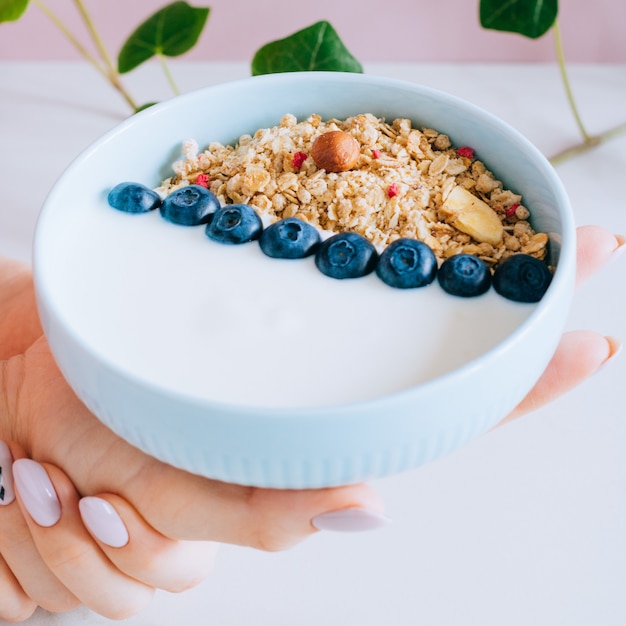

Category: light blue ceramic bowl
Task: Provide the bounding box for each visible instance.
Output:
[33,72,576,488]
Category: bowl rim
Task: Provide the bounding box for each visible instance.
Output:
[33,71,577,421]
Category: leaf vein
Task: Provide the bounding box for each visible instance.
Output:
[486,0,518,25]
[308,22,327,71]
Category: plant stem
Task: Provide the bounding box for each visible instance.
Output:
[72,0,115,75]
[72,0,138,111]
[32,0,105,77]
[553,20,591,143]
[33,0,138,111]
[158,55,180,96]
[550,121,626,166]
[548,19,626,165]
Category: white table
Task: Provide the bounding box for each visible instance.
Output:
[1,62,625,626]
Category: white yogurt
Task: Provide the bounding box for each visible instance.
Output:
[50,199,536,409]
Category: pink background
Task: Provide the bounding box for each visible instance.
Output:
[1,0,625,63]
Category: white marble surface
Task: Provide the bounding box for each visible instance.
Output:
[0,62,625,625]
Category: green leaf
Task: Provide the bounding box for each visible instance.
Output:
[251,21,363,76]
[0,0,30,22]
[480,0,558,39]
[118,1,209,74]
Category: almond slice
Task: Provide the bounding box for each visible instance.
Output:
[441,186,504,246]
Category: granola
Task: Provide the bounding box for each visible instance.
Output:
[156,113,549,267]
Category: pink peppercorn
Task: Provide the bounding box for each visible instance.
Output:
[506,203,520,218]
[292,151,308,169]
[195,173,210,188]
[457,146,475,159]
[387,183,399,198]
[372,149,381,159]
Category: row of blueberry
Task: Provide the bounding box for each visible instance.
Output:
[107,182,552,302]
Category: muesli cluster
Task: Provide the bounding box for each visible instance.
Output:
[155,113,549,267]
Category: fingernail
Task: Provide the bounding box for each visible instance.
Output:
[311,508,391,532]
[0,441,15,506]
[598,336,622,373]
[610,234,626,264]
[79,497,129,548]
[13,459,61,527]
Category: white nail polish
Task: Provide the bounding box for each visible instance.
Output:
[12,459,61,527]
[0,441,15,506]
[312,508,391,532]
[79,497,129,548]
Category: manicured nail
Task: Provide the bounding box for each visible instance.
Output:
[79,497,129,548]
[312,508,391,532]
[610,234,626,264]
[0,441,15,506]
[12,459,61,527]
[598,336,622,373]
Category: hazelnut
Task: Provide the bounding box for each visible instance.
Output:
[310,131,360,173]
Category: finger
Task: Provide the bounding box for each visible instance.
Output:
[13,459,155,620]
[498,331,621,426]
[0,441,80,614]
[0,553,36,623]
[79,494,218,593]
[0,257,42,359]
[575,225,625,288]
[122,460,390,550]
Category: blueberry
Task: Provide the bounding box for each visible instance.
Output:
[438,254,492,297]
[259,218,321,259]
[160,185,220,226]
[315,232,378,279]
[107,182,161,214]
[205,204,263,244]
[376,238,437,288]
[493,254,552,302]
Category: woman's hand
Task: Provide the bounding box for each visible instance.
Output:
[0,225,622,620]
[0,439,219,621]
